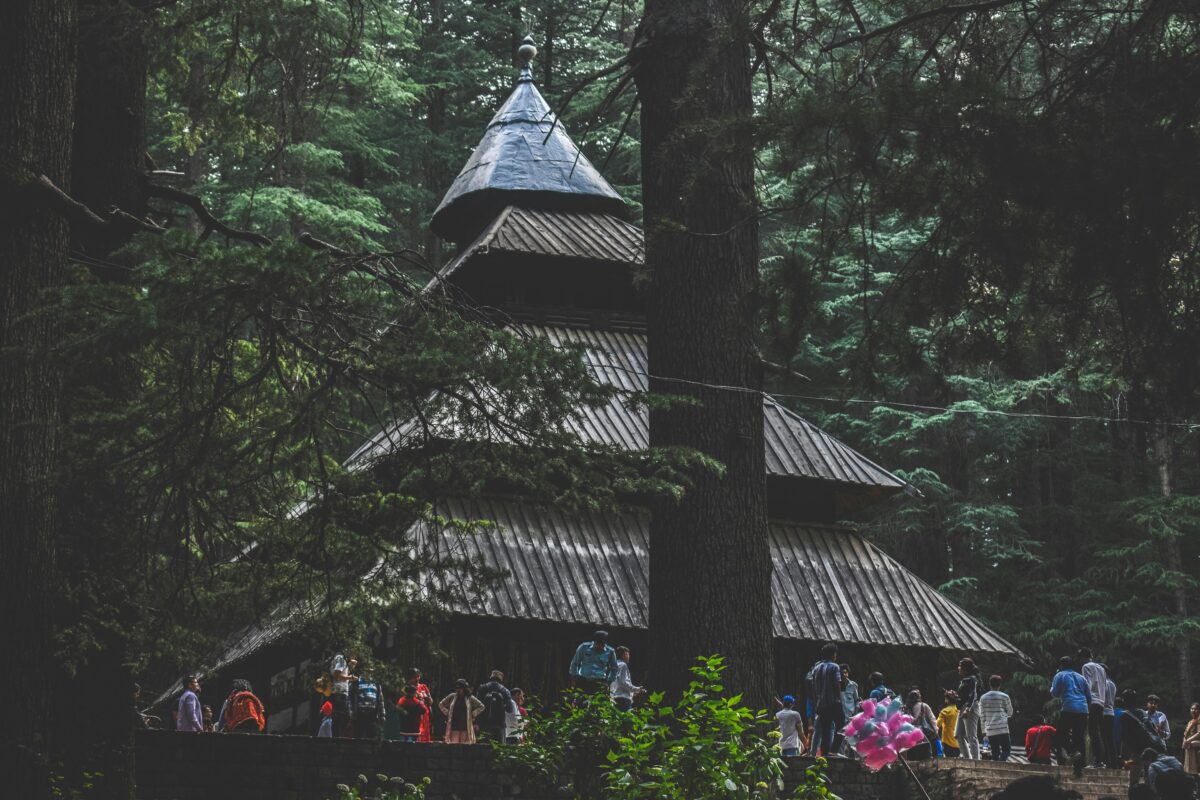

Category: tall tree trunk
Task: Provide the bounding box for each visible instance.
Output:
[0,0,75,795]
[635,0,771,707]
[1154,424,1194,709]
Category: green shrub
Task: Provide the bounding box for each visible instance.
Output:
[494,655,840,799]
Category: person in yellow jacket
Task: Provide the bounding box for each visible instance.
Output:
[937,690,960,757]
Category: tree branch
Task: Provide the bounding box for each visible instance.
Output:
[144,181,272,246]
[28,173,166,235]
[822,0,1023,51]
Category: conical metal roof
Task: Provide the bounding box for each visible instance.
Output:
[429,42,628,243]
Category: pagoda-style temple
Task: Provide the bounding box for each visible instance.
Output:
[206,41,1022,736]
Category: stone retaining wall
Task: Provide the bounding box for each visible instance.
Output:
[136,731,1131,800]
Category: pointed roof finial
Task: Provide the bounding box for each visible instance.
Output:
[517,35,537,82]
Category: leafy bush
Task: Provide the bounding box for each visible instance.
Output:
[494,655,840,799]
[329,773,429,800]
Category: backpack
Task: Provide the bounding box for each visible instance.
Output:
[1139,712,1168,755]
[479,683,509,725]
[226,691,265,732]
[354,680,381,713]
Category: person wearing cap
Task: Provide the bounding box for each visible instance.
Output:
[776,695,804,757]
[439,678,484,744]
[568,630,619,689]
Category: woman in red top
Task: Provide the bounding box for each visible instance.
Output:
[406,668,434,742]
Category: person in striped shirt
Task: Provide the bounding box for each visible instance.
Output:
[979,674,1014,762]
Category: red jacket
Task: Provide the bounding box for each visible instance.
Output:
[1025,725,1055,761]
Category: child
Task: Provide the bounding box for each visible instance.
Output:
[395,684,428,743]
[316,700,333,738]
[937,690,960,758]
[202,705,214,733]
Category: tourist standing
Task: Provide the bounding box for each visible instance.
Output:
[776,695,804,757]
[937,691,960,758]
[395,685,428,743]
[568,630,618,689]
[808,643,844,758]
[1182,702,1199,775]
[955,658,983,760]
[1050,656,1089,764]
[1079,648,1111,768]
[1146,694,1171,742]
[505,688,528,744]
[439,679,484,744]
[1118,690,1160,762]
[1024,716,1056,765]
[219,679,266,733]
[202,706,214,733]
[610,646,642,711]
[867,672,892,702]
[405,667,434,743]
[176,675,203,733]
[329,653,358,738]
[475,670,515,743]
[317,700,333,738]
[835,664,860,752]
[1102,668,1117,768]
[351,667,386,740]
[979,675,1014,762]
[904,689,937,760]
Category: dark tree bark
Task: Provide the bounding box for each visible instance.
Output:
[634,0,772,707]
[0,0,76,795]
[1154,424,1194,709]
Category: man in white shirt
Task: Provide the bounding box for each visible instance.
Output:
[610,646,642,711]
[1079,648,1111,767]
[776,695,804,757]
[1146,695,1171,741]
[979,674,1014,761]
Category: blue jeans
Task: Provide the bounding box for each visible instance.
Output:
[614,696,633,711]
[397,734,418,743]
[782,748,800,757]
[812,706,843,757]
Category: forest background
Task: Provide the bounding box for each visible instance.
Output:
[3,0,1199,792]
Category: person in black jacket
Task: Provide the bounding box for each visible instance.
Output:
[475,670,515,743]
[955,658,983,760]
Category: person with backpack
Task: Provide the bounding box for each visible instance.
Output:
[439,678,484,744]
[219,679,266,733]
[867,671,892,702]
[904,689,938,760]
[1025,716,1056,765]
[351,667,386,740]
[475,670,515,743]
[395,684,428,743]
[955,658,983,760]
[1118,690,1166,763]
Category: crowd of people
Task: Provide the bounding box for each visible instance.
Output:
[161,635,1200,796]
[772,645,1199,797]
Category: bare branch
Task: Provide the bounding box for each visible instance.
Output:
[298,231,351,257]
[144,181,273,246]
[29,173,166,235]
[822,0,1023,51]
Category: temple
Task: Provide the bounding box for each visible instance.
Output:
[205,39,1023,735]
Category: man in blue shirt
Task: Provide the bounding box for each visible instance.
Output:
[1050,656,1090,765]
[808,642,844,758]
[568,630,618,689]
